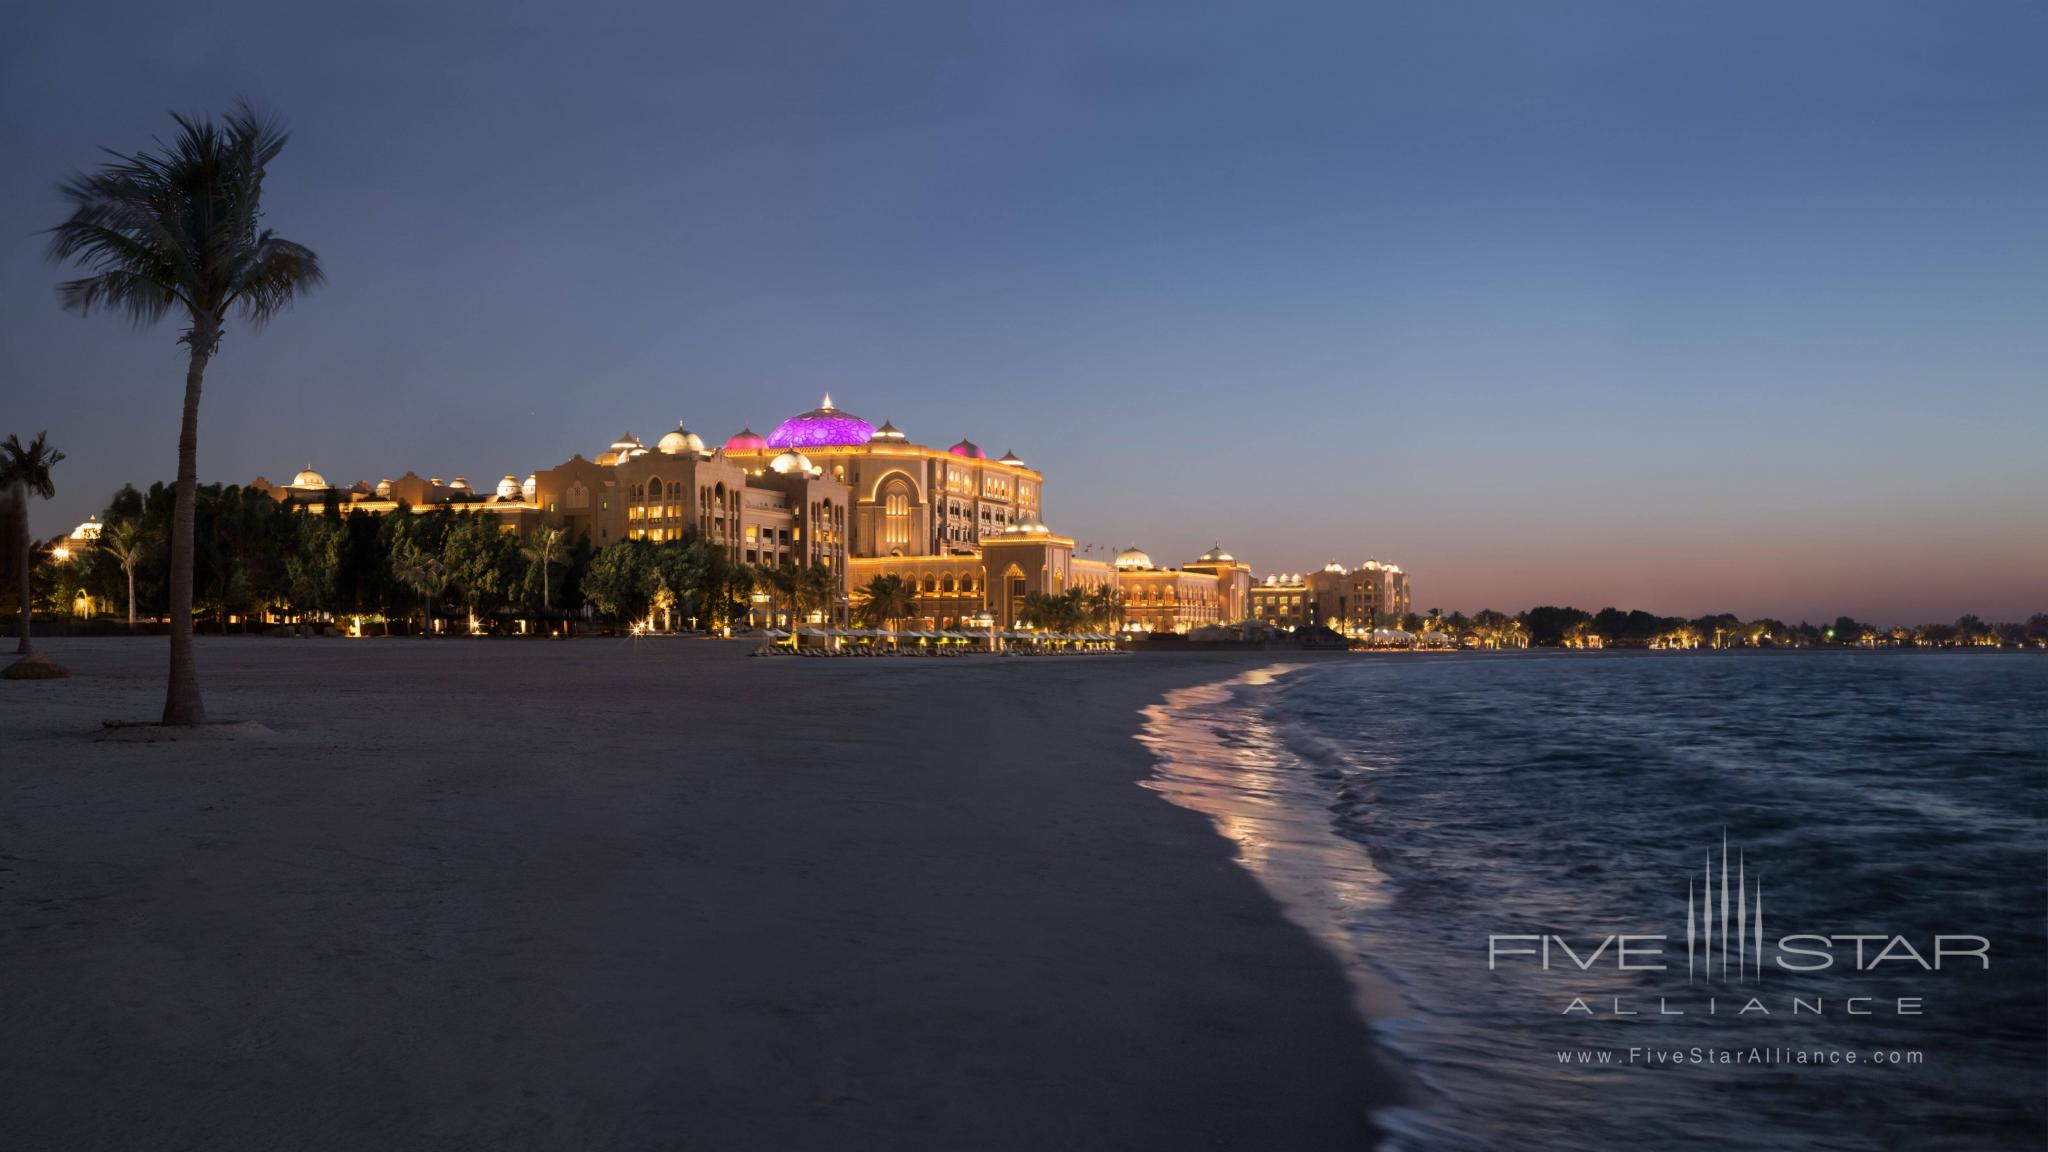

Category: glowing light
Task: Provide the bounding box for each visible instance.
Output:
[766,398,875,448]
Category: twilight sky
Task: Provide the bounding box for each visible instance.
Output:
[2,1,2043,623]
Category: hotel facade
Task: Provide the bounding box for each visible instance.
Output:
[254,395,1403,634]
[1248,562,1412,633]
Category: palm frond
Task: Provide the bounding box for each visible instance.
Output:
[46,103,320,344]
[0,432,64,499]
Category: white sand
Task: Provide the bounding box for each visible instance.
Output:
[1,638,1393,1150]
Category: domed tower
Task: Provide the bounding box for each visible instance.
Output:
[770,448,816,475]
[766,394,875,449]
[658,421,708,456]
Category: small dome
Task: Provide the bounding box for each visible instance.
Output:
[767,394,875,449]
[997,450,1025,466]
[609,432,642,452]
[374,478,394,498]
[495,475,521,500]
[448,476,471,492]
[69,515,102,542]
[949,438,985,459]
[1197,543,1234,563]
[724,426,769,452]
[658,423,708,455]
[871,420,907,442]
[1115,545,1153,570]
[1321,561,1347,574]
[521,474,537,500]
[770,448,815,475]
[290,466,328,489]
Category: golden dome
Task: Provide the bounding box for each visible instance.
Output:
[658,423,708,455]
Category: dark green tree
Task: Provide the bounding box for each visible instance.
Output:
[1,433,65,655]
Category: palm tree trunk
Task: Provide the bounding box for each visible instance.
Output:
[13,481,29,656]
[126,560,137,631]
[162,337,211,725]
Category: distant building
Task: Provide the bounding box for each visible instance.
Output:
[250,394,1344,633]
[1249,572,1312,630]
[1111,545,1227,633]
[1250,559,1411,634]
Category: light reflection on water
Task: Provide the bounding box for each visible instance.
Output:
[1137,653,2048,1152]
[1138,665,1401,1024]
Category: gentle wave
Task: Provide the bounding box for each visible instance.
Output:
[1139,652,2048,1151]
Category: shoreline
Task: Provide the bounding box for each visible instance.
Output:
[1,638,1396,1150]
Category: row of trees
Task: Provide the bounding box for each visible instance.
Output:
[15,480,1127,640]
[1016,586,1125,633]
[10,481,834,636]
[1403,606,2048,650]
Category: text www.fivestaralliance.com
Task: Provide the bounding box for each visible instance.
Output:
[1558,1048,1924,1067]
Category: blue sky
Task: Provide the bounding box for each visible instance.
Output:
[3,1,2043,621]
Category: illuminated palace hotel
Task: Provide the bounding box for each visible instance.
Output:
[255,394,1404,633]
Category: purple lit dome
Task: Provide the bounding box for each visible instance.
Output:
[724,426,768,452]
[948,438,985,459]
[765,394,874,449]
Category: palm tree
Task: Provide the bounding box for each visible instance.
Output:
[854,574,916,630]
[48,104,323,724]
[1018,589,1086,632]
[754,564,797,628]
[793,563,838,626]
[522,526,567,614]
[391,543,449,638]
[97,515,153,630]
[1083,586,1124,633]
[1,433,65,656]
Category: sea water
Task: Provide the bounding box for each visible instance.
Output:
[1139,651,2048,1151]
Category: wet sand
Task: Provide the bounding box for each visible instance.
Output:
[0,638,1392,1150]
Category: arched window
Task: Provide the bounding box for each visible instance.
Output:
[882,478,912,548]
[648,478,663,500]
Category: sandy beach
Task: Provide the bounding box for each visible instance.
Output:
[0,638,1392,1150]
